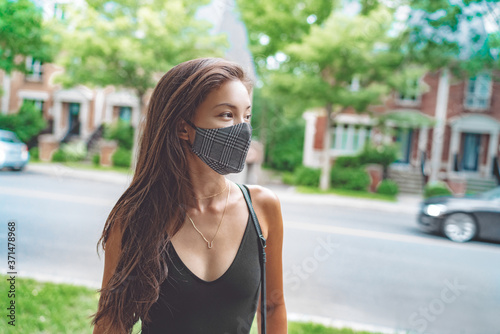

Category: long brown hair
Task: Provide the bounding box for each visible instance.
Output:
[90,58,253,333]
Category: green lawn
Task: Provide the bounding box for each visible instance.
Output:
[296,186,398,202]
[0,274,387,334]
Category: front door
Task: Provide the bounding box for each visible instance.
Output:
[68,103,80,135]
[395,128,413,164]
[462,133,481,171]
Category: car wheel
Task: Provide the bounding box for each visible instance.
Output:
[442,213,477,242]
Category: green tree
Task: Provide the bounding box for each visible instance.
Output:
[0,0,54,74]
[236,0,336,69]
[55,0,228,168]
[397,0,500,73]
[274,7,403,189]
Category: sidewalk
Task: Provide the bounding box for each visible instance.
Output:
[26,162,422,214]
[26,162,134,185]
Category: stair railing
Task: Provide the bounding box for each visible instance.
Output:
[61,119,81,144]
[86,123,105,152]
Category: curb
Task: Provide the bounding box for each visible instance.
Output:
[270,187,420,214]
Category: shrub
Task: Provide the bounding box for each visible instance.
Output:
[60,141,87,162]
[51,149,66,162]
[377,180,399,196]
[359,143,399,168]
[334,155,362,169]
[265,118,304,172]
[282,172,295,185]
[29,147,39,161]
[0,102,47,143]
[92,153,100,166]
[424,181,452,199]
[103,120,134,150]
[293,166,321,187]
[112,147,132,168]
[330,167,370,191]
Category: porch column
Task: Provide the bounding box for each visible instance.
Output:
[94,89,105,128]
[53,99,64,140]
[417,127,428,166]
[447,127,460,174]
[80,100,90,140]
[104,101,113,123]
[302,112,317,167]
[486,131,499,176]
[430,69,450,182]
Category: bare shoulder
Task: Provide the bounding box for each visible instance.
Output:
[245,185,283,240]
[245,184,280,210]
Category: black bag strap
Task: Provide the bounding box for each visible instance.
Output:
[237,183,267,334]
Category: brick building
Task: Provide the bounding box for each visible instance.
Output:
[302,70,500,194]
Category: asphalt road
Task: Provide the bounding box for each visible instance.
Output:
[1,169,499,334]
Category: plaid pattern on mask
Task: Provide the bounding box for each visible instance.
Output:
[191,122,252,175]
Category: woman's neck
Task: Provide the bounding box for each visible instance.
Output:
[186,156,229,211]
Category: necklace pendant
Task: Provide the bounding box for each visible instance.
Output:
[207,240,213,249]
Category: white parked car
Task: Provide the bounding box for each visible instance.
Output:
[0,129,30,171]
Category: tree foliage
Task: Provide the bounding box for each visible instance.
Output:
[0,0,54,74]
[284,7,402,111]
[55,0,228,97]
[236,0,336,70]
[393,0,500,75]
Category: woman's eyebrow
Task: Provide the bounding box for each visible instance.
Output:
[212,103,252,110]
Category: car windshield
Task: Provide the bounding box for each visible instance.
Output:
[0,132,21,143]
[480,187,500,200]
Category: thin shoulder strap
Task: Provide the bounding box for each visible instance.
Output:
[237,183,267,334]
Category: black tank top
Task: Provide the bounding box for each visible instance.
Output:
[141,211,261,334]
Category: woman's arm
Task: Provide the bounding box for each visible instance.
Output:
[92,223,123,334]
[248,185,288,334]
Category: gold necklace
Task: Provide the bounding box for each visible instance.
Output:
[193,180,228,200]
[186,181,231,249]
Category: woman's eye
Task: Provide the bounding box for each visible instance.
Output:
[245,114,252,120]
[220,112,232,118]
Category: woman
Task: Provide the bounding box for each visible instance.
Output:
[90,58,287,333]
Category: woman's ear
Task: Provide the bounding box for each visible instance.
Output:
[177,120,190,141]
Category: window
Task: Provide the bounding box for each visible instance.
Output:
[331,124,369,152]
[397,78,420,105]
[465,73,491,110]
[341,125,349,150]
[25,56,43,82]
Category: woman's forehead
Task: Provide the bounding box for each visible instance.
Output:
[202,80,251,109]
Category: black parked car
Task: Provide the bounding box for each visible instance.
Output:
[418,187,500,243]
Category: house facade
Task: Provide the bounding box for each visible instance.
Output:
[302,70,500,193]
[0,60,142,145]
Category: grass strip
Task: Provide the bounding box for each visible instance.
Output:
[1,274,388,334]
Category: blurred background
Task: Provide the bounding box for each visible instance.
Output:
[0,0,499,333]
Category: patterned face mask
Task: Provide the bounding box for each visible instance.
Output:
[184,119,252,175]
